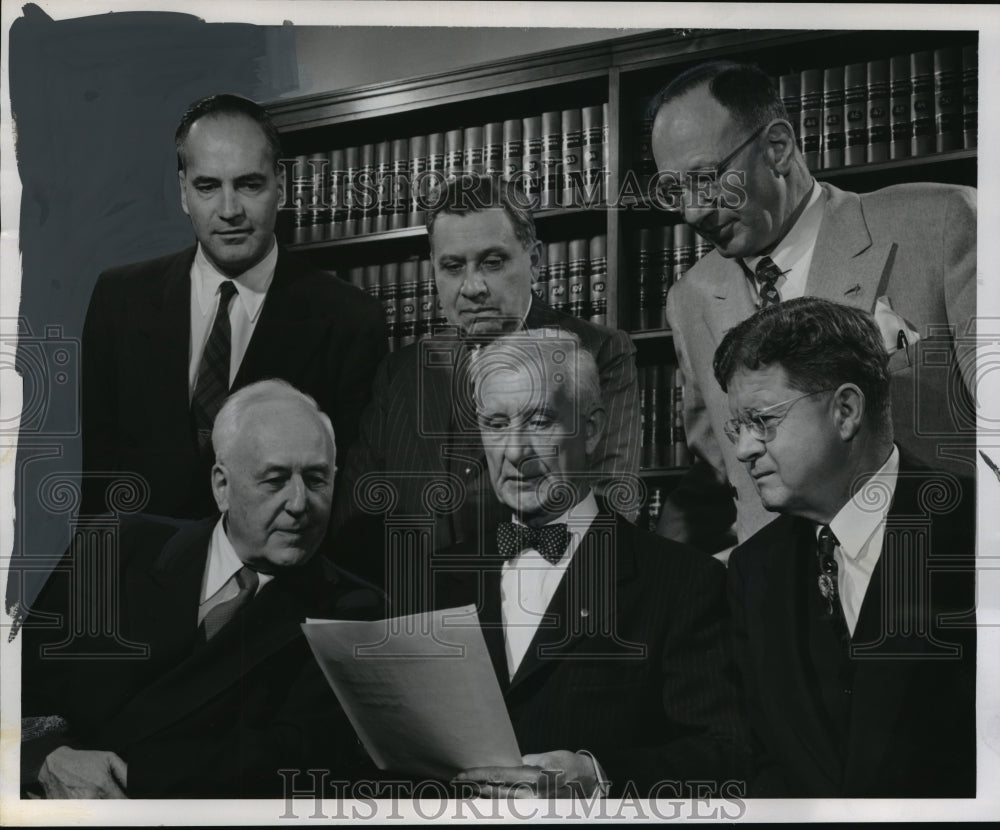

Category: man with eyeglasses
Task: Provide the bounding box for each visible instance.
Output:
[649,61,976,554]
[715,297,974,797]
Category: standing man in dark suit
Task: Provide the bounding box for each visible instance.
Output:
[648,61,976,552]
[332,175,640,585]
[423,330,745,798]
[81,93,386,519]
[717,298,975,797]
[22,380,383,798]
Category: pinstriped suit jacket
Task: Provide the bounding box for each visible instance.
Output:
[424,509,748,796]
[330,294,640,584]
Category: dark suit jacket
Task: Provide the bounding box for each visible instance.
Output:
[727,457,976,797]
[660,182,977,550]
[81,245,387,518]
[331,294,640,585]
[21,515,383,798]
[422,509,747,797]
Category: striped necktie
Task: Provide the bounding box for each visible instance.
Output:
[192,280,238,453]
[202,564,259,640]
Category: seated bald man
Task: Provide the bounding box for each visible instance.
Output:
[21,379,383,798]
[410,329,746,798]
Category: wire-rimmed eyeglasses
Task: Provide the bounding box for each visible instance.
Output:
[723,388,834,445]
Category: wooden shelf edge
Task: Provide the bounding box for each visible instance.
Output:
[284,206,608,252]
[639,467,689,478]
[815,148,976,180]
[630,328,673,340]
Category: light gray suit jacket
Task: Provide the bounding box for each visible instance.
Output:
[660,181,977,549]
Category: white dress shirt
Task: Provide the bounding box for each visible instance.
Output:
[500,491,599,679]
[188,240,278,397]
[198,517,273,625]
[744,179,825,305]
[824,445,900,636]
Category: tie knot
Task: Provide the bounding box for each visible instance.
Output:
[817,524,839,555]
[219,279,238,302]
[497,521,569,565]
[235,564,259,592]
[755,256,783,285]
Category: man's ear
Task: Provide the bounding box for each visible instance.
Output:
[584,405,607,458]
[763,119,798,177]
[179,170,190,217]
[832,383,865,441]
[527,239,543,279]
[211,462,230,513]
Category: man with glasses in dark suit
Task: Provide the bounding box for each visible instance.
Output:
[718,298,975,797]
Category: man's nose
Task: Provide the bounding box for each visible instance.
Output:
[284,476,307,515]
[734,426,765,464]
[460,271,488,298]
[218,185,246,221]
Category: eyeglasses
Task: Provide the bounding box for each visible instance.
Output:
[723,388,834,445]
[654,122,769,213]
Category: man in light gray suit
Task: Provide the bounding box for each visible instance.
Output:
[649,61,976,552]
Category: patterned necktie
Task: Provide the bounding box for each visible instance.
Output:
[202,564,259,641]
[192,280,238,454]
[816,525,841,618]
[497,522,569,564]
[754,256,784,307]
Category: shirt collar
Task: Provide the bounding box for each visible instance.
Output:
[203,517,247,602]
[828,445,900,562]
[192,239,278,322]
[202,516,275,602]
[744,179,825,276]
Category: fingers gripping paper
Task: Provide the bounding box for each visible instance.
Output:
[302,605,521,779]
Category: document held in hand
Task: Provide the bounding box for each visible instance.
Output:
[302,605,522,779]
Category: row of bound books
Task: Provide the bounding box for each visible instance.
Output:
[633,43,977,185]
[289,104,609,244]
[781,45,977,169]
[533,235,608,326]
[640,363,690,471]
[633,224,713,331]
[346,259,443,352]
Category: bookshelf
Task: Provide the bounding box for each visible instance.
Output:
[265,27,977,530]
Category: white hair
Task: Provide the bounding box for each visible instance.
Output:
[211,379,336,465]
[470,328,604,425]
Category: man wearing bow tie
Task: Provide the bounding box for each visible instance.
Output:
[718,299,975,796]
[649,61,976,554]
[330,174,640,589]
[423,330,745,798]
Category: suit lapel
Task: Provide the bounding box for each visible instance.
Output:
[143,248,197,453]
[705,255,758,345]
[842,463,923,790]
[233,248,329,389]
[506,512,630,695]
[758,518,843,789]
[806,183,894,312]
[106,523,324,748]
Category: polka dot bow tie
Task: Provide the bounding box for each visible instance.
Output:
[497,522,569,564]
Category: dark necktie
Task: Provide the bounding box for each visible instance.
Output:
[816,525,842,618]
[192,280,238,453]
[202,564,258,640]
[497,521,569,565]
[754,256,784,307]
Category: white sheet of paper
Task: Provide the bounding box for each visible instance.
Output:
[302,604,521,780]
